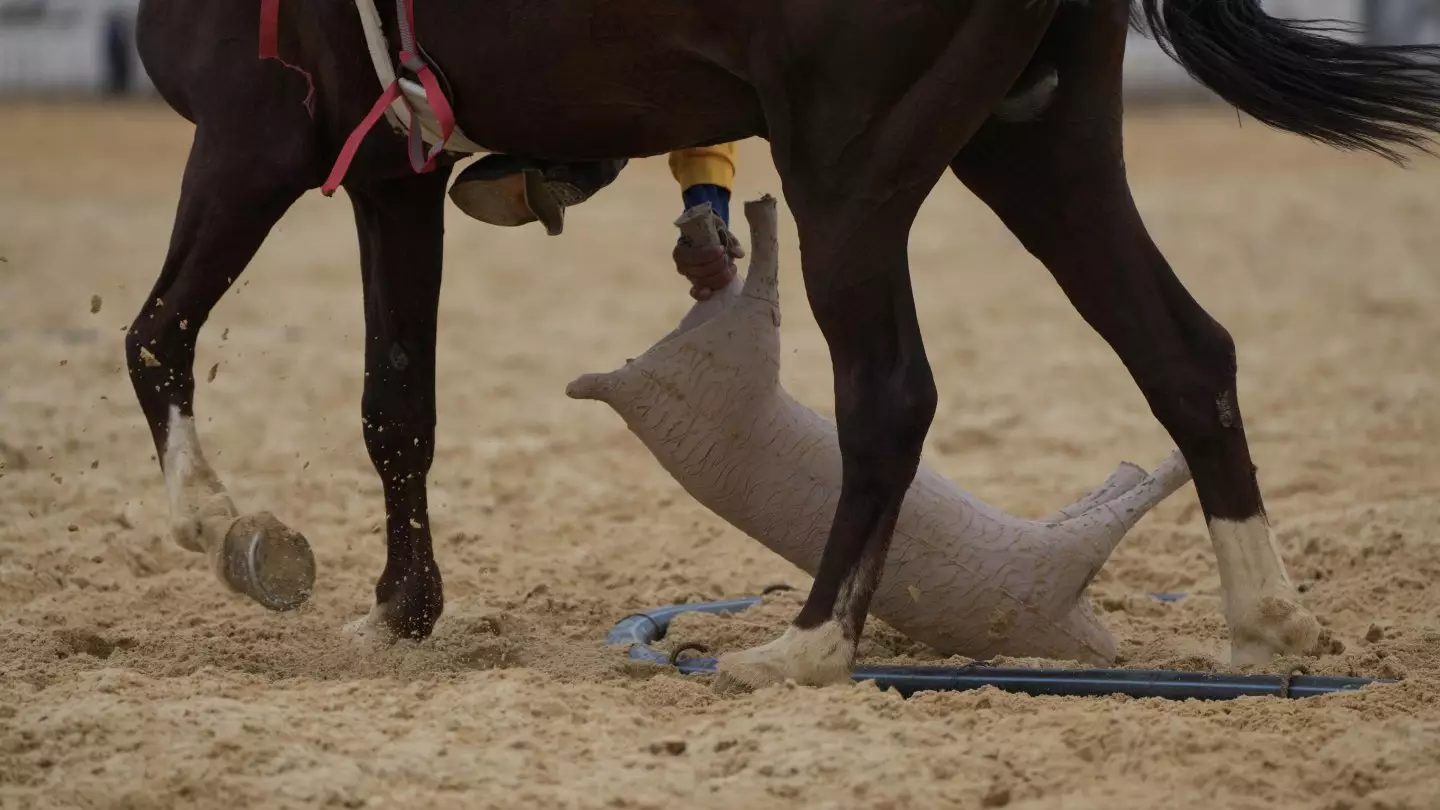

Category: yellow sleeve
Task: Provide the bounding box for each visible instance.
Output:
[668,142,737,191]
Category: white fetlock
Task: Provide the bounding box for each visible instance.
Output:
[343,603,399,648]
[161,406,315,611]
[1209,516,1321,665]
[170,491,239,554]
[163,405,237,553]
[715,621,854,691]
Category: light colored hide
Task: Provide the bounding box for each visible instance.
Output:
[568,196,1191,665]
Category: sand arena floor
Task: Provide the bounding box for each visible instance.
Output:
[1,101,1438,809]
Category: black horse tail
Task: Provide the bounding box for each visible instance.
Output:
[1139,0,1440,163]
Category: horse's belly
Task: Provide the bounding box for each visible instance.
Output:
[415,3,764,159]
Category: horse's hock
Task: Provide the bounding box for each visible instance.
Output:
[567,196,1194,665]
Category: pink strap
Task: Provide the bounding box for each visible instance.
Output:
[322,0,461,190]
[404,57,457,172]
[393,0,457,174]
[258,0,279,58]
[397,0,418,53]
[257,0,315,117]
[321,80,403,196]
[265,0,459,193]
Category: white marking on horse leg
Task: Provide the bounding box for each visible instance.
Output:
[833,533,888,634]
[343,603,401,648]
[1208,516,1321,665]
[715,620,854,690]
[994,69,1060,123]
[834,568,860,627]
[163,405,238,553]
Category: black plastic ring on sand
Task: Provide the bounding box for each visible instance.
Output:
[668,642,711,666]
[605,594,1394,701]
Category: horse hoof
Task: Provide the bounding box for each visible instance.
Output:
[714,622,854,692]
[218,512,316,611]
[1229,596,1322,666]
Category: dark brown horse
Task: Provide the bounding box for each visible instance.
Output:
[131,0,1440,686]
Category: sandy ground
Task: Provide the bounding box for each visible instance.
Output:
[1,100,1438,810]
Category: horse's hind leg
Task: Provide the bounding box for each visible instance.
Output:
[340,168,451,642]
[950,1,1320,664]
[126,128,316,611]
[715,0,1058,690]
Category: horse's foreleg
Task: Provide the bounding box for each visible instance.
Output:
[716,0,1059,690]
[126,129,315,611]
[950,4,1320,664]
[341,169,452,643]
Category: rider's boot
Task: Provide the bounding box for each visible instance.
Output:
[448,154,628,236]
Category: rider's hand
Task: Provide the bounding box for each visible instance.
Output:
[674,243,734,300]
[673,212,745,301]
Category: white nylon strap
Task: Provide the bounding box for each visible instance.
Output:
[353,0,412,134]
[351,0,488,153]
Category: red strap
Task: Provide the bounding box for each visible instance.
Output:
[321,80,404,196]
[406,59,457,172]
[419,71,456,143]
[257,0,315,117]
[400,0,418,49]
[308,0,461,193]
[259,0,279,58]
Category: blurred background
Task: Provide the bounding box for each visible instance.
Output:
[2,0,1438,100]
